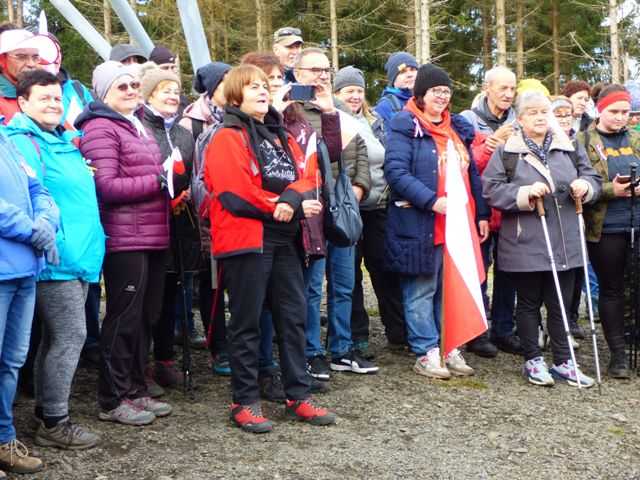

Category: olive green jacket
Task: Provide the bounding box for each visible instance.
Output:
[577,127,640,242]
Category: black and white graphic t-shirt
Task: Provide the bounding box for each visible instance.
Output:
[260,139,297,195]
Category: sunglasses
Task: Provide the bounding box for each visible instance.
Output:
[276,27,302,38]
[115,81,141,92]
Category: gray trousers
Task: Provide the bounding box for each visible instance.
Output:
[35,280,88,418]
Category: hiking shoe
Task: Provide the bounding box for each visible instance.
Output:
[569,315,586,340]
[212,353,232,376]
[466,332,497,358]
[130,396,172,417]
[285,399,336,426]
[330,350,379,374]
[98,400,155,426]
[144,365,165,398]
[550,360,595,388]
[492,334,523,355]
[307,355,330,381]
[154,361,181,389]
[259,372,286,402]
[0,439,43,474]
[445,348,474,376]
[414,348,451,379]
[608,350,631,379]
[34,418,100,450]
[523,356,554,387]
[353,340,375,360]
[230,403,273,434]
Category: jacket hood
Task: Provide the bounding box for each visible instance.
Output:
[0,73,16,98]
[381,86,412,102]
[74,100,138,129]
[6,112,79,144]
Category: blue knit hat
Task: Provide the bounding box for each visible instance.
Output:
[385,51,418,86]
[193,61,232,98]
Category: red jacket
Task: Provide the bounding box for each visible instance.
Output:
[471,131,502,232]
[204,109,319,259]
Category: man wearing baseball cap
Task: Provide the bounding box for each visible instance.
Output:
[0,28,43,123]
[272,26,304,83]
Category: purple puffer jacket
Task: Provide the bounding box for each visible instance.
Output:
[76,101,169,253]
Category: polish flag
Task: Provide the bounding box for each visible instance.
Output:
[442,140,488,356]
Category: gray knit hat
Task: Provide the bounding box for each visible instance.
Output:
[333,66,365,93]
[92,60,136,101]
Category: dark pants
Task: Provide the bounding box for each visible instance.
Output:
[569,268,583,320]
[198,259,227,357]
[588,234,627,353]
[222,239,309,405]
[490,234,517,339]
[351,209,406,344]
[85,282,101,347]
[512,269,574,365]
[98,250,166,411]
[153,272,178,362]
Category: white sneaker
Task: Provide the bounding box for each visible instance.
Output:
[445,348,474,376]
[414,348,451,379]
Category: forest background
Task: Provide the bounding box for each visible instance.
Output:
[2,0,640,111]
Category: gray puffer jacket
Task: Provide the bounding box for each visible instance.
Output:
[354,112,387,210]
[482,131,601,272]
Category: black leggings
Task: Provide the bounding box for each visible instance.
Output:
[588,234,628,353]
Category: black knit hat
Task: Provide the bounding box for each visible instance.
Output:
[193,61,232,98]
[413,64,451,98]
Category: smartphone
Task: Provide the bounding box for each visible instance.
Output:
[288,84,316,102]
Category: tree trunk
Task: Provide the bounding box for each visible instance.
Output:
[516,0,524,78]
[419,0,430,63]
[15,0,22,27]
[610,0,620,83]
[103,0,112,42]
[7,0,14,24]
[129,0,136,9]
[481,2,492,72]
[255,0,265,51]
[551,0,560,94]
[329,0,338,69]
[413,0,420,60]
[496,0,506,66]
[222,2,229,63]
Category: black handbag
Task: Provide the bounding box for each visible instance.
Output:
[317,139,363,247]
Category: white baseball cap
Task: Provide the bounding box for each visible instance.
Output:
[0,29,42,55]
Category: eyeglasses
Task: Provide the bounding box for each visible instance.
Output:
[276,27,302,38]
[8,53,40,63]
[428,87,452,98]
[115,81,141,92]
[297,67,334,76]
[554,114,573,119]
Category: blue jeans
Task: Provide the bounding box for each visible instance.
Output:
[326,244,355,357]
[400,246,443,356]
[583,262,600,300]
[304,257,326,358]
[0,276,36,443]
[490,234,516,338]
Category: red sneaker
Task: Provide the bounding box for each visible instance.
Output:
[230,403,273,433]
[285,398,336,426]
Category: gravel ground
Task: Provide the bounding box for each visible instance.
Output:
[10,279,640,480]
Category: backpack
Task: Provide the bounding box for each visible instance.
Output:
[191,122,222,218]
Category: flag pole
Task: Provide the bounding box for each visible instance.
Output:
[440,247,446,369]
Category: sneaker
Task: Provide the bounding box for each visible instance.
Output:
[285,398,336,426]
[259,372,285,402]
[466,332,498,358]
[0,439,43,474]
[330,350,379,374]
[307,355,330,381]
[230,403,273,433]
[212,353,232,376]
[414,348,451,379]
[550,360,595,388]
[98,400,155,426]
[34,418,100,450]
[569,315,586,340]
[445,348,474,376]
[130,396,172,417]
[154,361,181,389]
[492,334,523,355]
[608,350,631,379]
[523,356,555,386]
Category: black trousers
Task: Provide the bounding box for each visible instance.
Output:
[351,209,406,344]
[588,234,627,353]
[153,272,178,361]
[198,258,227,357]
[512,269,575,365]
[98,250,166,411]
[222,239,309,405]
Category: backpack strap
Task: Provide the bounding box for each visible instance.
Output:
[72,80,89,107]
[385,93,403,114]
[502,151,519,182]
[191,118,205,142]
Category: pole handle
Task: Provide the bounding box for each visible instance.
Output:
[575,195,583,215]
[535,197,545,217]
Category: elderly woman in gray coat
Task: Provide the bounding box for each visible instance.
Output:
[483,91,601,388]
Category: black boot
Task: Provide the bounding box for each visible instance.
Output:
[466,332,498,358]
[608,349,631,379]
[569,314,586,340]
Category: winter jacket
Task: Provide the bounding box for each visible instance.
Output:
[302,100,371,196]
[76,101,169,253]
[384,111,489,276]
[482,131,601,272]
[59,69,94,130]
[353,112,387,210]
[5,113,105,282]
[373,86,412,132]
[0,130,59,281]
[578,126,640,242]
[0,74,19,124]
[204,106,319,259]
[142,106,199,272]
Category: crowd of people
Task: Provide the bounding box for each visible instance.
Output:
[1,21,640,476]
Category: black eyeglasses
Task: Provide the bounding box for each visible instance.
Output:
[296,67,334,76]
[275,27,302,38]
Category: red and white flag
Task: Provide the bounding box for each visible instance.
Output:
[442,140,488,356]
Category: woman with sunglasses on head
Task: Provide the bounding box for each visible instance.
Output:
[76,61,178,426]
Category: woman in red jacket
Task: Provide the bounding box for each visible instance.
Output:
[204,64,334,433]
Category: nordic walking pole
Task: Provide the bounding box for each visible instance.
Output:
[629,163,639,370]
[575,196,602,394]
[536,198,582,389]
[176,234,194,399]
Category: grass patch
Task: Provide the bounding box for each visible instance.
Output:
[438,377,489,390]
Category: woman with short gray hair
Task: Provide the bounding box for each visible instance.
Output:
[483,90,602,388]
